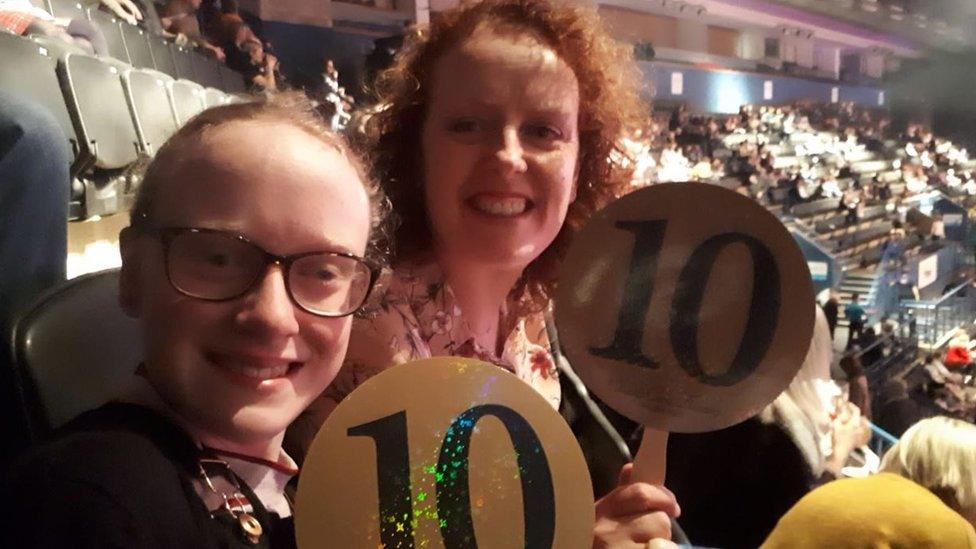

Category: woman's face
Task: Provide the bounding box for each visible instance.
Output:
[421,26,580,272]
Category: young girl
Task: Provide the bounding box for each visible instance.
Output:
[2,94,387,548]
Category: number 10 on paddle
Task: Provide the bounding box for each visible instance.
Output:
[295,358,596,549]
[555,183,814,485]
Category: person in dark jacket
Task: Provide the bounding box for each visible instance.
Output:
[822,291,839,340]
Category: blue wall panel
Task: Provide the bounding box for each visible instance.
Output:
[641,61,885,114]
[791,230,838,295]
[257,22,884,114]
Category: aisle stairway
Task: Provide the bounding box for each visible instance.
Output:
[836,270,878,330]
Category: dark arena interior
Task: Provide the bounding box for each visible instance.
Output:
[1,0,976,547]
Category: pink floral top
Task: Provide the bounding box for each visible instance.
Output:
[287,262,561,457]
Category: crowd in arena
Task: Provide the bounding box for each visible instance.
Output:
[1,0,975,547]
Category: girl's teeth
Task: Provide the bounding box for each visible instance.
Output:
[225,363,289,379]
[473,196,528,216]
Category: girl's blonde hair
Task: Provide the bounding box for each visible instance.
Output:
[881,416,976,523]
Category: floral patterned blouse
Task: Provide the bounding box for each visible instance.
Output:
[287,262,561,457]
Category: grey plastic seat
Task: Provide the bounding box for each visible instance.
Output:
[87,8,130,64]
[148,35,177,77]
[122,69,179,156]
[0,33,78,159]
[46,0,87,19]
[168,79,206,124]
[218,63,246,93]
[119,21,154,70]
[170,43,196,81]
[10,269,141,442]
[58,52,141,170]
[191,51,223,89]
[203,86,227,108]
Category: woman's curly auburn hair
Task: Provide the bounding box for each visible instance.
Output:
[360,0,649,315]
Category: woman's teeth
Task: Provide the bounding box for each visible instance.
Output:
[223,362,291,380]
[472,196,528,216]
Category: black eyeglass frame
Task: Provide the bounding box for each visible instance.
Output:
[133,222,380,318]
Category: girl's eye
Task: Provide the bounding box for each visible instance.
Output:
[448,118,481,133]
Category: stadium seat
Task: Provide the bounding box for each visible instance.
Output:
[87,8,130,64]
[135,0,164,35]
[57,52,141,170]
[218,63,246,93]
[0,33,78,159]
[9,269,141,443]
[168,79,206,124]
[203,87,227,108]
[122,69,179,156]
[119,22,154,70]
[190,51,223,89]
[148,36,177,78]
[792,197,841,218]
[46,0,87,19]
[170,43,197,81]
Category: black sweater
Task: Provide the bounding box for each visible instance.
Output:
[1,403,295,549]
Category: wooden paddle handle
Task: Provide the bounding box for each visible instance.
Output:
[631,428,669,485]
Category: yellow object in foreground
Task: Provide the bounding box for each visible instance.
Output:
[762,473,976,548]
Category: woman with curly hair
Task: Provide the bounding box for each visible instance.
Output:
[288,0,675,544]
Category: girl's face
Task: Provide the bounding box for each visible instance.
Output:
[121,120,371,449]
[421,26,580,272]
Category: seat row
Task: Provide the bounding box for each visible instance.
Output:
[0,31,247,219]
[28,0,246,92]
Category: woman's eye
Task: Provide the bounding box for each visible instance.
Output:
[524,125,563,141]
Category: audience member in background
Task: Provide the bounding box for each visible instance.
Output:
[160,0,226,61]
[0,89,70,467]
[844,293,866,350]
[876,178,892,201]
[881,416,976,527]
[763,417,976,547]
[873,378,926,438]
[819,172,841,198]
[945,329,973,371]
[223,26,278,92]
[840,186,860,224]
[858,326,882,367]
[288,0,682,544]
[924,353,970,415]
[97,0,144,24]
[207,0,250,47]
[1,94,385,548]
[931,212,946,240]
[0,0,110,55]
[666,308,868,549]
[822,290,839,340]
[839,354,870,419]
[321,58,340,92]
[243,40,278,92]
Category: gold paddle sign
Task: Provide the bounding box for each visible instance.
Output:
[295,358,595,549]
[555,183,814,482]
